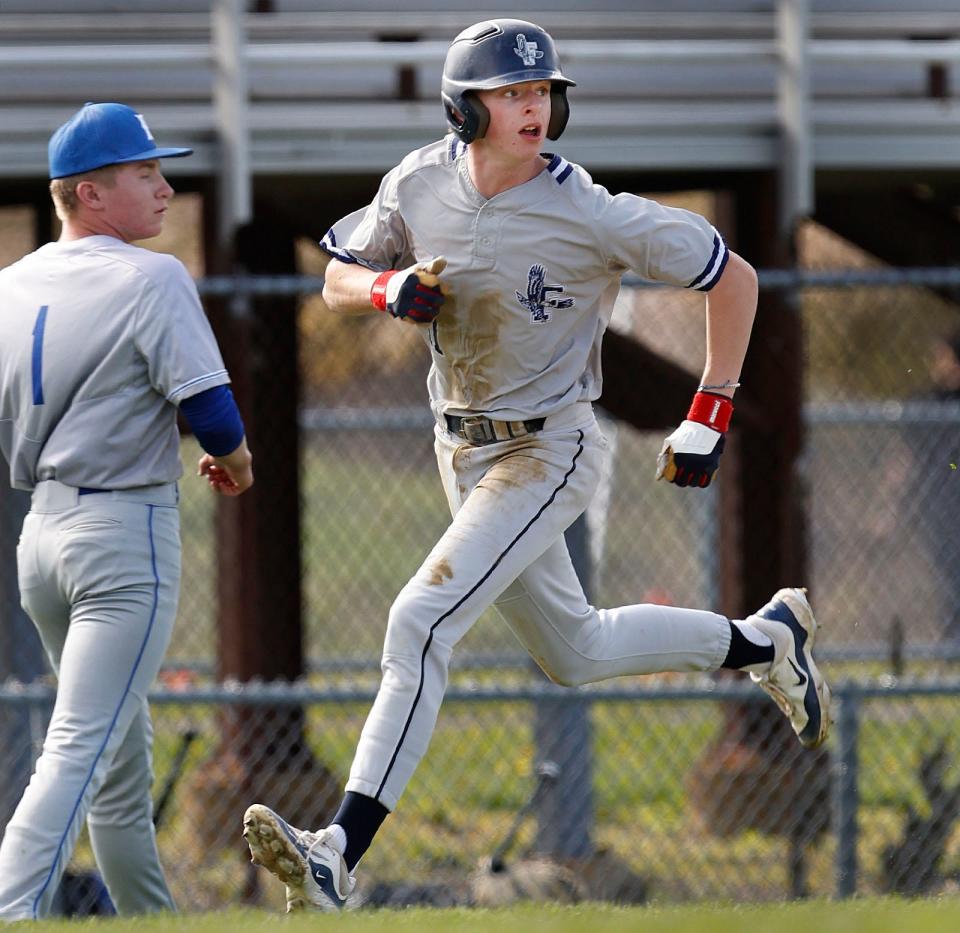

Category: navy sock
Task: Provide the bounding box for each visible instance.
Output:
[331,791,389,872]
[721,621,775,670]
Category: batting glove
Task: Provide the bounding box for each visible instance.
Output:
[656,391,734,488]
[370,256,447,323]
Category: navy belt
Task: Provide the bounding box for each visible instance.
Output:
[78,487,113,495]
[444,413,546,446]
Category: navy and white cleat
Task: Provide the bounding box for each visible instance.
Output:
[242,804,355,912]
[748,587,833,749]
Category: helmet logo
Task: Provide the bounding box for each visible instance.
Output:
[514,34,544,68]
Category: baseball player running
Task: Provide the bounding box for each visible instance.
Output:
[0,102,253,920]
[243,19,831,911]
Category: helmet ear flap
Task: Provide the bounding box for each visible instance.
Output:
[465,92,490,142]
[441,91,490,144]
[546,85,570,140]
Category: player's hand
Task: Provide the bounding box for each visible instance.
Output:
[198,451,254,497]
[370,257,448,323]
[656,391,734,488]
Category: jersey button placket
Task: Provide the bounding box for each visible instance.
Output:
[473,207,498,265]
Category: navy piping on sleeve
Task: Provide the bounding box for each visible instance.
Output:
[688,233,730,291]
[320,228,359,265]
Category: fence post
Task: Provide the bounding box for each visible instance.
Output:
[833,688,861,899]
[533,514,593,860]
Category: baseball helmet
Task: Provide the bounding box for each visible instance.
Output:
[441,19,575,144]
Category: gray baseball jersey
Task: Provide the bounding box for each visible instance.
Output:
[0,235,229,491]
[323,137,727,423]
[318,139,735,812]
[0,235,227,919]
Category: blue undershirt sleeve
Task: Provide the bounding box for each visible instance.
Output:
[179,384,245,457]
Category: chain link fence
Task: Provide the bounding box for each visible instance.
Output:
[3,258,960,914]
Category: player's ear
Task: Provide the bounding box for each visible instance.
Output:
[74,178,106,211]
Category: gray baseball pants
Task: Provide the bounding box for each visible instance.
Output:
[0,480,180,920]
[345,404,731,810]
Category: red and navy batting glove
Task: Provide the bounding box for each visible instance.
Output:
[655,391,734,488]
[370,256,447,324]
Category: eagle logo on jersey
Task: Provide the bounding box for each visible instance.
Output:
[514,35,544,68]
[517,264,575,323]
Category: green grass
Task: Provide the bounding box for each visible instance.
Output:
[24,898,960,933]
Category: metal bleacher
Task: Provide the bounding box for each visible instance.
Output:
[0,1,959,180]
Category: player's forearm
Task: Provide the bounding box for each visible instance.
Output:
[214,438,253,477]
[701,251,758,398]
[322,259,381,315]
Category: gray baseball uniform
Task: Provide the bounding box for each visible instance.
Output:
[322,138,733,809]
[0,236,229,919]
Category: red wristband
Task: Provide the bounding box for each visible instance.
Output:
[370,270,396,312]
[687,391,734,432]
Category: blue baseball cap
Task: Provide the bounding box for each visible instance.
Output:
[48,102,192,179]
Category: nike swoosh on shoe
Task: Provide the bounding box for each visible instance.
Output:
[308,857,345,907]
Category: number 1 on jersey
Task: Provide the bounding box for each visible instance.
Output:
[32,305,48,405]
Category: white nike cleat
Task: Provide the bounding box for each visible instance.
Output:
[748,587,833,749]
[242,804,356,912]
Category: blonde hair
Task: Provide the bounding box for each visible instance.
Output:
[49,164,119,219]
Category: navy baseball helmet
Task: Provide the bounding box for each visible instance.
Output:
[441,19,575,144]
